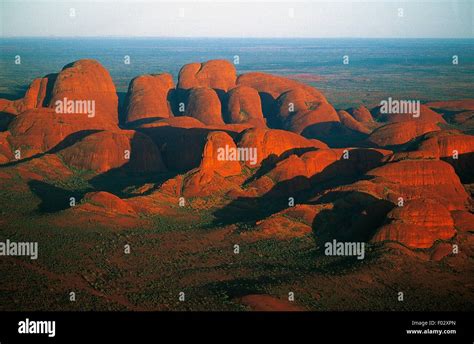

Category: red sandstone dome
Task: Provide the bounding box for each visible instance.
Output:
[0,76,51,116]
[287,104,340,135]
[125,73,174,124]
[416,130,474,158]
[264,149,340,183]
[367,120,440,147]
[276,88,325,121]
[5,108,117,160]
[48,59,119,124]
[199,131,241,177]
[178,131,244,197]
[337,110,371,134]
[59,130,166,173]
[374,104,446,124]
[82,191,136,216]
[348,105,374,123]
[367,159,469,210]
[275,88,339,133]
[226,86,266,127]
[237,127,328,167]
[371,199,456,249]
[177,59,236,92]
[184,87,224,125]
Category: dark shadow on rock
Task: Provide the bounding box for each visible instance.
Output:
[311,191,395,244]
[88,169,175,199]
[258,92,280,129]
[168,88,188,117]
[0,112,14,131]
[370,105,383,121]
[213,88,227,107]
[220,90,232,124]
[0,130,103,167]
[121,116,171,129]
[87,131,179,199]
[41,73,58,107]
[243,147,319,185]
[28,180,86,213]
[117,91,128,124]
[138,125,240,172]
[442,152,474,184]
[212,149,386,227]
[301,121,368,148]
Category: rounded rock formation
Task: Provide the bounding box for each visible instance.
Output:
[59,130,166,173]
[337,110,371,134]
[348,105,374,122]
[225,86,266,127]
[237,127,328,167]
[368,120,440,147]
[184,87,224,125]
[367,159,469,210]
[48,59,119,124]
[125,73,174,124]
[371,199,455,249]
[177,59,236,92]
[6,108,117,160]
[199,131,241,177]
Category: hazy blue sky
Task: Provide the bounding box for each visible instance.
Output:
[1,0,473,38]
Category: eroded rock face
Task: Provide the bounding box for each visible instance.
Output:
[82,191,136,216]
[348,105,374,123]
[49,59,118,124]
[285,103,339,135]
[367,159,469,210]
[368,120,440,147]
[451,211,474,232]
[265,149,339,183]
[337,110,371,134]
[199,131,241,177]
[178,59,236,92]
[225,86,266,127]
[237,73,333,130]
[256,148,390,195]
[0,76,52,116]
[374,104,445,125]
[184,87,224,125]
[237,127,328,167]
[372,199,455,249]
[6,108,117,160]
[417,131,474,157]
[276,88,330,123]
[430,242,454,261]
[181,169,240,198]
[178,131,243,197]
[125,73,174,124]
[59,130,166,173]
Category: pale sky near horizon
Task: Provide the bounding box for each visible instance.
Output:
[1,0,473,38]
